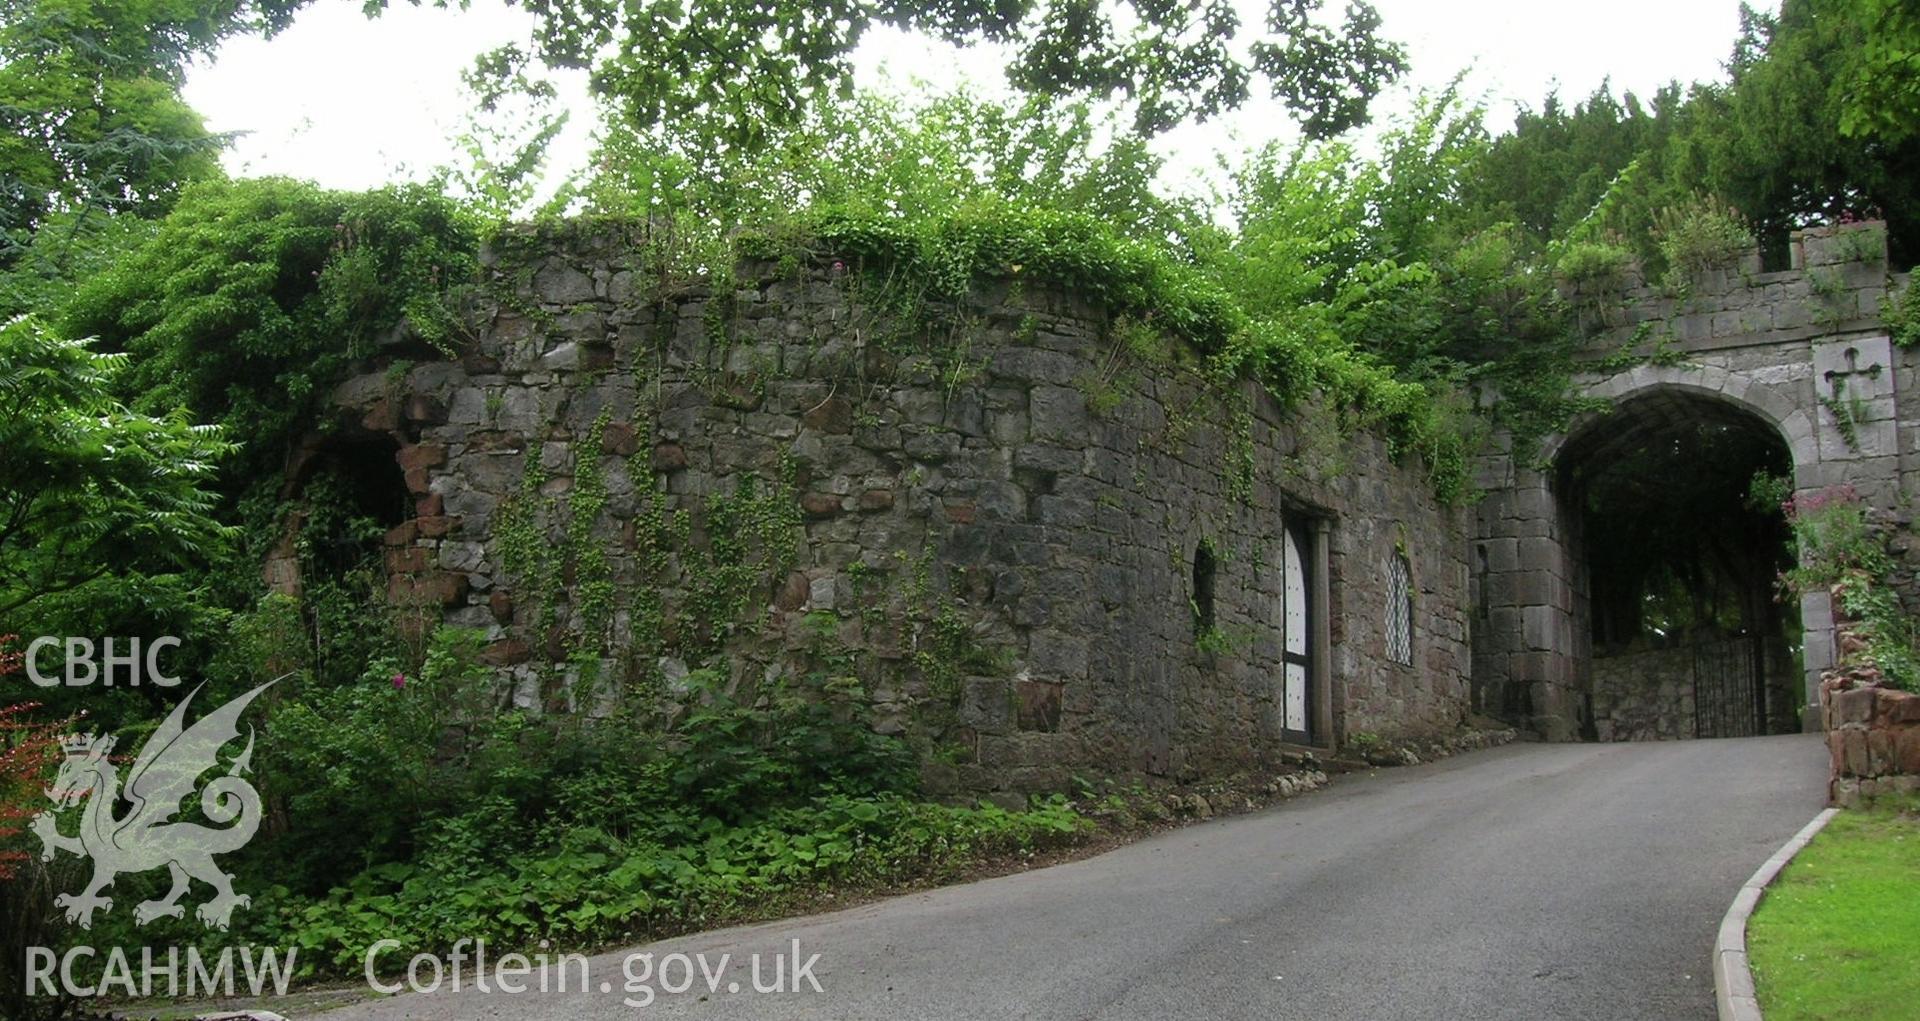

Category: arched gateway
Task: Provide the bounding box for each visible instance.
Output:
[1472,221,1912,740]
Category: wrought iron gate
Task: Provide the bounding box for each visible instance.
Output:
[1692,636,1764,738]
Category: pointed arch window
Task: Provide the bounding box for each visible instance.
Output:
[1386,552,1413,666]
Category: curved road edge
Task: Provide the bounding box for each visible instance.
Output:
[1714,806,1840,1021]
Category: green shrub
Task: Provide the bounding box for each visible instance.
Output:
[62,178,481,484]
[257,626,508,892]
[1554,239,1637,291]
[268,792,1088,975]
[1652,194,1753,287]
[669,667,918,822]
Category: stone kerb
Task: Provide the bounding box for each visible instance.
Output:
[1712,807,1840,1021]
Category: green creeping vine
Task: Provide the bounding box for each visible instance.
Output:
[569,413,617,654]
[703,265,739,348]
[682,456,805,657]
[494,438,562,656]
[1780,486,1919,691]
[1227,399,1258,505]
[736,204,1475,502]
[1884,279,1920,350]
[1821,391,1867,453]
[490,412,628,667]
[898,547,1004,708]
[635,439,801,667]
[495,402,808,694]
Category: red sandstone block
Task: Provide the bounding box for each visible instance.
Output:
[384,521,418,547]
[414,571,470,607]
[396,442,448,472]
[945,501,977,525]
[1897,727,1920,775]
[775,572,809,612]
[1868,729,1897,778]
[1843,728,1872,777]
[801,396,853,434]
[1879,688,1920,725]
[404,395,447,424]
[481,638,532,666]
[602,422,639,456]
[652,443,689,471]
[384,547,427,574]
[1833,686,1878,726]
[466,431,519,452]
[362,398,400,433]
[801,492,842,518]
[416,515,457,538]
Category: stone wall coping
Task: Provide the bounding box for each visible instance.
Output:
[1712,807,1840,1021]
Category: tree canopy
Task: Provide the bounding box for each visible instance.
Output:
[0,316,235,619]
[0,0,313,263]
[1460,0,1920,268]
[431,0,1406,143]
[1827,0,1920,141]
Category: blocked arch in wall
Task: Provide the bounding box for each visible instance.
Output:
[264,426,421,602]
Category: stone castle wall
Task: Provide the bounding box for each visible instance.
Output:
[1569,223,1902,364]
[298,226,1471,793]
[1591,642,1698,742]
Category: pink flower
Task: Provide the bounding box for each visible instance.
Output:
[392,673,406,690]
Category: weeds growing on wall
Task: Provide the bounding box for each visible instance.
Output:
[1553,239,1638,293]
[1883,278,1920,348]
[1777,484,1920,690]
[737,199,1479,500]
[1652,195,1755,289]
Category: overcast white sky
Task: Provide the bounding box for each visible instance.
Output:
[180,0,1775,201]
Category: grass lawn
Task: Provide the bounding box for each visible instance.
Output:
[1746,804,1920,1021]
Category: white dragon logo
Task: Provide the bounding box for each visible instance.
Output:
[29,680,278,930]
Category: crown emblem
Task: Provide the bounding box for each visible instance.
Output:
[60,733,108,756]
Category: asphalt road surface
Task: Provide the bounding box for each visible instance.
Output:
[320,735,1827,1021]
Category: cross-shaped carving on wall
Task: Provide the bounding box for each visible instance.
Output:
[1823,345,1884,399]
